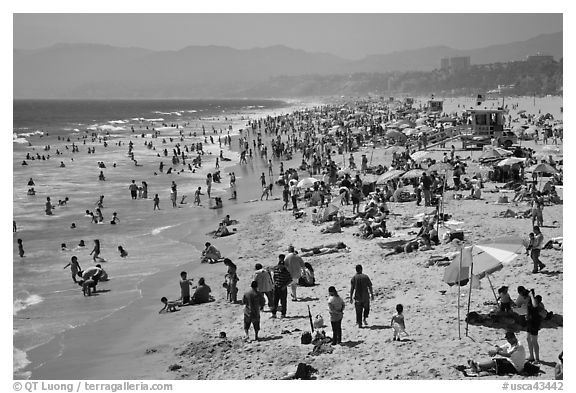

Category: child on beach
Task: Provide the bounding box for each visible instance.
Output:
[194,187,203,206]
[110,212,119,225]
[63,256,82,283]
[179,271,194,305]
[153,194,160,210]
[159,297,180,313]
[498,286,513,312]
[260,184,270,201]
[17,239,24,257]
[118,246,128,258]
[391,304,408,341]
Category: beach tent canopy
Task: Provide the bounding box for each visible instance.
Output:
[527,163,558,174]
[497,157,526,167]
[297,177,319,189]
[376,169,405,184]
[428,162,454,172]
[517,109,526,114]
[402,169,425,179]
[410,150,432,162]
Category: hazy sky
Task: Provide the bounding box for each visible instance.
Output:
[14,14,562,59]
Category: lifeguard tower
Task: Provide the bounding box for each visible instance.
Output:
[460,108,516,148]
[427,100,444,113]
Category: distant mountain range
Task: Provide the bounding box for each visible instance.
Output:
[13,32,562,98]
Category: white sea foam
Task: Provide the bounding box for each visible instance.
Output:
[86,124,126,132]
[151,225,173,235]
[141,118,164,122]
[14,293,44,315]
[18,130,44,137]
[13,134,28,144]
[186,110,198,113]
[13,347,31,379]
[153,111,182,116]
[108,120,128,124]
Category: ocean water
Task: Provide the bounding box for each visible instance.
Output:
[12,99,288,378]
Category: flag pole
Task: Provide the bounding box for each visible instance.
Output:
[457,247,462,340]
[465,254,474,337]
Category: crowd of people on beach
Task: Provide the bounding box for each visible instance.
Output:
[15,96,563,379]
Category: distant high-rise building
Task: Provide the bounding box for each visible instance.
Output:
[450,56,471,71]
[440,57,450,70]
[526,54,554,64]
[439,56,471,71]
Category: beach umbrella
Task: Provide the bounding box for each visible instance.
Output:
[415,118,427,125]
[410,150,431,162]
[403,128,418,136]
[385,130,407,141]
[428,162,454,172]
[401,169,424,179]
[511,124,524,134]
[497,157,526,167]
[376,169,405,184]
[517,109,526,114]
[444,237,524,338]
[479,148,502,160]
[297,177,318,189]
[527,163,558,174]
[543,145,562,153]
[399,123,411,130]
[524,126,538,135]
[361,174,380,184]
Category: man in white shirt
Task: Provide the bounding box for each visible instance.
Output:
[469,331,526,375]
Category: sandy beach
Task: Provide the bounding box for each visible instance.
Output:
[13,96,563,380]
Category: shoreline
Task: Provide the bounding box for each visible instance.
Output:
[18,98,323,379]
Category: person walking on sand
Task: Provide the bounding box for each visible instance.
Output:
[63,256,82,283]
[328,286,345,345]
[268,160,273,177]
[284,246,304,301]
[153,194,160,210]
[350,264,374,328]
[391,304,408,341]
[253,263,274,311]
[271,254,291,319]
[194,187,203,206]
[129,180,138,200]
[260,172,267,188]
[243,281,261,341]
[531,226,546,273]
